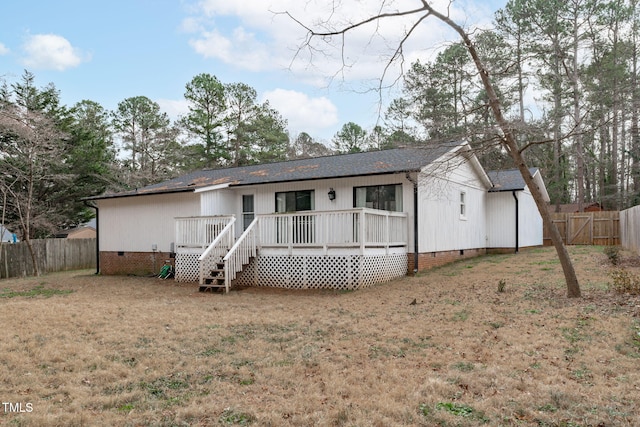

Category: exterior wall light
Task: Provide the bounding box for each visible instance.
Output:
[328,188,336,201]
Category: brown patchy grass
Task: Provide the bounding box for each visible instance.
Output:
[1,246,640,426]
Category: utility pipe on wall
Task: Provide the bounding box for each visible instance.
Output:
[512,191,519,253]
[414,182,418,272]
[406,172,419,273]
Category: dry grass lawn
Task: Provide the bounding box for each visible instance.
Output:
[1,246,640,426]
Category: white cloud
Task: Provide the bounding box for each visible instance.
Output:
[21,34,88,71]
[179,17,203,34]
[0,42,9,55]
[263,88,338,135]
[184,0,494,88]
[156,98,190,121]
[189,27,271,72]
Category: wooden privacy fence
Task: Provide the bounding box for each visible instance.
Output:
[620,205,640,253]
[0,238,96,279]
[543,211,620,246]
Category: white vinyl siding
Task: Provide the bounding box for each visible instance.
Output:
[486,189,543,249]
[98,192,199,252]
[238,174,414,216]
[200,189,235,216]
[417,159,488,252]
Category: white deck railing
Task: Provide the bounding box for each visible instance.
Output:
[362,209,408,247]
[179,209,407,289]
[198,218,236,286]
[258,208,408,253]
[222,218,259,292]
[175,215,234,249]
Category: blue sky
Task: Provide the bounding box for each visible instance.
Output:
[0,0,505,143]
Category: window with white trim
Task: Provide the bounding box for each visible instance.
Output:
[275,190,315,212]
[353,184,403,212]
[242,194,254,230]
[460,191,466,219]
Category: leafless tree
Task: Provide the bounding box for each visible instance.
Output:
[0,105,71,276]
[283,1,581,297]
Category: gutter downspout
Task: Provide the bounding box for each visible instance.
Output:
[414,183,419,273]
[512,191,519,253]
[406,172,419,274]
[83,200,100,274]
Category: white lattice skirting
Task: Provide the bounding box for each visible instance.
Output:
[175,253,201,282]
[233,254,408,290]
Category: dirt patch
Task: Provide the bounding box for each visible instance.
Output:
[1,246,640,426]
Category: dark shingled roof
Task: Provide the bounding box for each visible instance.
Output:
[487,168,539,192]
[88,141,463,200]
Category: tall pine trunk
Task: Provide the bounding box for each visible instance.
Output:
[427,6,581,297]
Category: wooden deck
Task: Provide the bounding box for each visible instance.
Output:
[174,209,409,291]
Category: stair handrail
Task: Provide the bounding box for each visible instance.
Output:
[198,218,236,285]
[222,217,259,292]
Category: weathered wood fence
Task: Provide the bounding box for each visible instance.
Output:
[620,205,640,253]
[543,211,620,246]
[0,238,96,279]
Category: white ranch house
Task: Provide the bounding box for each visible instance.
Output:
[88,141,549,291]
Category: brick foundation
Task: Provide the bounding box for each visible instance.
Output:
[486,247,519,255]
[101,247,518,278]
[407,248,487,273]
[486,246,543,255]
[100,251,173,276]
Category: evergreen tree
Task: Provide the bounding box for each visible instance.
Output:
[332,122,368,153]
[179,73,227,169]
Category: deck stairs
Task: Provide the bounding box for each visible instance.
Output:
[199,254,254,292]
[199,260,226,292]
[198,217,259,293]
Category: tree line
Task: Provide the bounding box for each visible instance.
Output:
[0,71,345,242]
[377,0,640,212]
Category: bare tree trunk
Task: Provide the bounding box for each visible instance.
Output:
[621,108,628,207]
[633,33,640,200]
[632,1,640,202]
[427,6,581,297]
[0,186,6,274]
[571,6,585,211]
[553,86,563,211]
[24,170,40,276]
[612,106,620,209]
[599,119,607,207]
